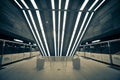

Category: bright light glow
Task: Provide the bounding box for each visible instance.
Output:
[68,12,89,56]
[60,0,69,56]
[92,40,101,43]
[36,10,51,56]
[51,0,55,9]
[86,42,89,44]
[88,0,99,11]
[21,0,47,56]
[14,39,23,43]
[51,0,57,56]
[71,12,94,56]
[69,0,99,56]
[80,0,89,10]
[29,42,31,45]
[70,0,105,56]
[31,0,50,56]
[33,43,37,46]
[21,0,29,9]
[30,0,38,9]
[66,0,89,56]
[58,0,61,56]
[14,0,23,9]
[22,10,45,56]
[28,10,47,56]
[94,0,105,11]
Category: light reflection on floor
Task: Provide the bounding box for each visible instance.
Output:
[0,56,120,80]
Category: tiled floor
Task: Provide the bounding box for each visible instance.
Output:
[0,56,120,80]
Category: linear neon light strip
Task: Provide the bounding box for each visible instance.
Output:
[30,0,50,56]
[70,0,105,56]
[14,0,23,9]
[14,0,44,56]
[69,0,99,56]
[60,0,69,56]
[58,0,61,56]
[36,11,50,56]
[21,0,29,9]
[21,0,47,56]
[80,0,89,10]
[88,0,99,11]
[69,12,89,56]
[28,10,47,56]
[94,0,105,11]
[66,0,89,56]
[51,0,57,56]
[71,12,94,56]
[22,10,45,56]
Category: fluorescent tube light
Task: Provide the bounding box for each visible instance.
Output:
[94,0,105,11]
[36,10,51,56]
[14,39,23,43]
[88,0,99,11]
[14,0,45,56]
[60,0,69,56]
[51,0,55,9]
[68,12,89,56]
[22,10,45,56]
[21,0,47,56]
[31,0,50,56]
[92,40,101,43]
[71,12,94,56]
[30,0,38,9]
[70,0,105,56]
[80,0,89,10]
[21,0,29,9]
[51,0,57,56]
[66,0,89,56]
[14,0,23,9]
[69,0,99,56]
[58,0,61,56]
[28,10,47,56]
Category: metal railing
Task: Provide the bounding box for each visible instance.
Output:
[0,39,39,67]
[77,38,120,66]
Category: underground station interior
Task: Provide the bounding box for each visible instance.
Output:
[0,0,120,80]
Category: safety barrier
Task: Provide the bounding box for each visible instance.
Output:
[77,39,120,66]
[2,51,40,65]
[0,39,40,66]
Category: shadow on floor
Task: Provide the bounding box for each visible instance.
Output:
[108,65,120,71]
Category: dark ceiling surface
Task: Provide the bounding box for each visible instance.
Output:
[82,0,120,44]
[1,0,119,56]
[0,0,35,43]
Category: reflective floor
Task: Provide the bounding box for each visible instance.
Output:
[0,56,120,80]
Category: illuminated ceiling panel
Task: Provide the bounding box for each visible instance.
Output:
[14,0,105,56]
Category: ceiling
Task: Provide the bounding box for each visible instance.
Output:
[82,0,120,44]
[0,0,106,56]
[11,0,106,56]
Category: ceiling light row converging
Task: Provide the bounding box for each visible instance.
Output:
[14,0,106,56]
